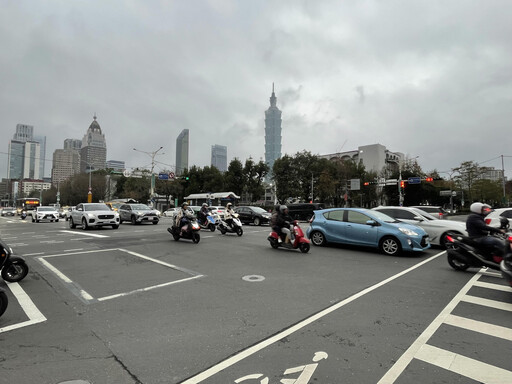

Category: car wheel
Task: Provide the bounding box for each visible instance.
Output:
[253,217,260,226]
[56,219,59,222]
[69,217,76,229]
[119,218,123,224]
[82,218,89,230]
[65,216,69,221]
[131,216,137,225]
[112,224,119,229]
[152,221,158,225]
[380,236,402,256]
[310,231,326,246]
[31,217,35,222]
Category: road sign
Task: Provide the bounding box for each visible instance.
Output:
[439,190,452,196]
[350,179,360,191]
[408,177,421,184]
[158,173,169,180]
[385,179,398,186]
[169,172,175,179]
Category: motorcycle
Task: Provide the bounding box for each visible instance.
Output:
[217,213,243,236]
[1,238,29,282]
[268,220,311,253]
[20,210,27,220]
[445,217,512,272]
[198,213,217,232]
[501,254,512,287]
[0,287,7,317]
[167,219,201,243]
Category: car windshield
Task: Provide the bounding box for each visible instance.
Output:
[38,207,56,212]
[84,204,110,211]
[131,204,150,210]
[410,208,437,220]
[370,210,399,223]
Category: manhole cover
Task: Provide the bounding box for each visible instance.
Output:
[242,275,265,282]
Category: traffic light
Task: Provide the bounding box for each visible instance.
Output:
[364,182,370,186]
[400,180,405,188]
[425,177,433,182]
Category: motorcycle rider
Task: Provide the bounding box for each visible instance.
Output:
[198,203,210,225]
[224,202,235,228]
[466,202,506,256]
[175,202,194,235]
[276,205,294,243]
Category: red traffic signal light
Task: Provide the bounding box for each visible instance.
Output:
[364,182,370,186]
[400,181,405,188]
[425,177,433,182]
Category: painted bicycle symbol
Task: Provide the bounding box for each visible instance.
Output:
[234,351,328,384]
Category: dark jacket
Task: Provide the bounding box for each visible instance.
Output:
[276,211,293,228]
[466,213,500,238]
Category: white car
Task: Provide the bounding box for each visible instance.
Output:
[208,206,226,219]
[69,203,120,230]
[372,206,467,248]
[163,208,180,218]
[485,208,512,228]
[32,206,60,223]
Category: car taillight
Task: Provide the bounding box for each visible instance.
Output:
[485,218,491,225]
[508,235,512,243]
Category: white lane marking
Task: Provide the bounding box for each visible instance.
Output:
[377,272,482,384]
[0,282,47,334]
[473,280,512,292]
[181,251,447,384]
[23,252,45,256]
[38,258,73,282]
[59,230,109,238]
[9,243,27,247]
[415,344,512,384]
[461,295,512,312]
[63,248,84,253]
[480,270,502,278]
[40,240,64,244]
[444,314,512,341]
[98,275,203,302]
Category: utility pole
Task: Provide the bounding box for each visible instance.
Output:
[133,146,164,206]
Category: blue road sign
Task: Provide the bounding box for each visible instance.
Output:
[158,173,169,180]
[408,177,421,184]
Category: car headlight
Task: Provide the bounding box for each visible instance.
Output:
[398,227,419,236]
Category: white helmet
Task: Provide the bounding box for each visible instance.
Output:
[470,202,492,215]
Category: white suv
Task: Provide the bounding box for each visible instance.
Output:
[32,206,60,223]
[69,203,120,230]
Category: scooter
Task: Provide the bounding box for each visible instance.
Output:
[268,220,311,253]
[501,254,512,287]
[20,210,27,220]
[445,217,512,272]
[198,214,216,232]
[167,219,201,243]
[0,287,7,317]
[0,238,29,282]
[217,213,243,236]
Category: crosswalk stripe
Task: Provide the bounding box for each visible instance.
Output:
[444,314,512,341]
[473,281,512,292]
[462,295,512,312]
[416,344,512,384]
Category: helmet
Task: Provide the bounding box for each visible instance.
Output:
[181,202,188,208]
[470,202,492,215]
[280,205,288,213]
[202,203,208,207]
[226,203,232,208]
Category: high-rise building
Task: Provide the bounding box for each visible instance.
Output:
[51,148,80,186]
[264,83,282,176]
[211,145,227,172]
[80,115,107,173]
[7,124,45,180]
[176,129,189,176]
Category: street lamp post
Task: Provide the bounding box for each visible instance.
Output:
[133,146,164,206]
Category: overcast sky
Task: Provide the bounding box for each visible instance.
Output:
[2,0,512,180]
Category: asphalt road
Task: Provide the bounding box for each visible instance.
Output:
[0,215,511,384]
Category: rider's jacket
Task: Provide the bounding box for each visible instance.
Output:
[225,208,235,220]
[175,208,194,226]
[466,213,499,238]
[276,212,293,230]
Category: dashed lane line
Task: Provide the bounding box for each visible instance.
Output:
[59,230,109,238]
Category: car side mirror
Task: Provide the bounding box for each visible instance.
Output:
[413,216,424,221]
[366,220,378,226]
[78,208,83,212]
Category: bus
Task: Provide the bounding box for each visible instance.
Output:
[16,198,41,215]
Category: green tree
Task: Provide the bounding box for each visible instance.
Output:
[224,158,245,196]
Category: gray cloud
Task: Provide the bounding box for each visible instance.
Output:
[1,0,512,180]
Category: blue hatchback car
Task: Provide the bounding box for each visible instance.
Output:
[306,208,430,256]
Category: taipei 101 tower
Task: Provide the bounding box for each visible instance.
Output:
[264,83,282,175]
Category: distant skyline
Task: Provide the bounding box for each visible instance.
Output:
[1,1,512,180]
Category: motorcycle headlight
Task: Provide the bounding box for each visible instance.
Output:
[399,227,419,236]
